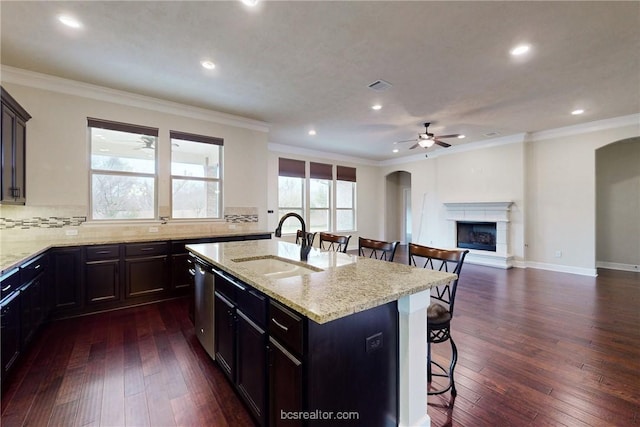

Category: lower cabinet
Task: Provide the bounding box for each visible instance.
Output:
[213,268,268,426]
[124,242,169,298]
[85,244,121,305]
[237,311,267,423]
[0,291,21,381]
[268,337,303,427]
[202,264,399,427]
[50,247,83,312]
[214,291,236,379]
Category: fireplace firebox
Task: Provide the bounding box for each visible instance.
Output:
[457,222,497,252]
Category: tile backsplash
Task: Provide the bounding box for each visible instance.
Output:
[0,205,264,242]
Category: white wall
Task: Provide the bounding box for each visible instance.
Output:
[525,122,639,275]
[379,141,526,263]
[1,80,268,228]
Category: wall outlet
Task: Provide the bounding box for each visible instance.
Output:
[65,229,78,236]
[555,250,562,258]
[148,226,158,233]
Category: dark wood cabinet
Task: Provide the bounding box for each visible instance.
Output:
[268,337,303,427]
[0,291,21,381]
[212,267,268,426]
[1,86,30,205]
[214,291,236,380]
[237,311,267,425]
[124,242,169,298]
[85,244,121,305]
[50,247,83,312]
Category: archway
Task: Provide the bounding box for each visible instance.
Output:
[595,136,640,271]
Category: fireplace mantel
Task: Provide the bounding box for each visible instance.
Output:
[443,201,514,269]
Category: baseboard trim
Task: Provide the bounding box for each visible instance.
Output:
[596,261,640,273]
[526,261,597,277]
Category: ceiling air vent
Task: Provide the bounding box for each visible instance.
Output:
[368,79,392,91]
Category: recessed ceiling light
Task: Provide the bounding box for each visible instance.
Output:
[392,148,399,153]
[58,14,82,29]
[571,109,585,115]
[457,135,466,139]
[201,60,216,70]
[308,130,316,136]
[241,0,259,6]
[510,44,531,56]
[371,104,382,111]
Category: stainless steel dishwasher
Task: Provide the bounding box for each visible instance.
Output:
[194,259,215,359]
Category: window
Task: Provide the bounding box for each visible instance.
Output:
[336,166,356,231]
[309,162,332,232]
[170,131,223,219]
[278,158,305,234]
[277,158,356,234]
[89,118,158,220]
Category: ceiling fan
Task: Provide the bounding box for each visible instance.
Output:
[134,136,156,150]
[394,122,461,150]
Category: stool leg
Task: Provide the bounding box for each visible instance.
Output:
[449,335,458,397]
[427,339,433,383]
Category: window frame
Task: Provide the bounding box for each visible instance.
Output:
[169,130,224,220]
[88,118,159,221]
[277,158,357,235]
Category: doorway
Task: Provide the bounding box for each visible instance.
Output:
[385,171,412,244]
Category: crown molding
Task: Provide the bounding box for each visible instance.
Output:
[268,142,378,166]
[529,113,640,142]
[0,65,269,132]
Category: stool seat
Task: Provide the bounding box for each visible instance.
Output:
[427,303,451,325]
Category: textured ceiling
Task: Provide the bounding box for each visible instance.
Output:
[1,1,639,161]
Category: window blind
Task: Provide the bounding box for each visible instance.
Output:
[87,118,158,137]
[336,165,356,182]
[279,158,305,178]
[310,162,332,180]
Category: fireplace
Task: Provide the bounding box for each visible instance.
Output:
[457,222,497,252]
[443,201,514,269]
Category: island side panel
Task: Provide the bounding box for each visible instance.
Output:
[306,301,398,427]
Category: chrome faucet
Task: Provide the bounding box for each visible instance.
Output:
[274,212,312,261]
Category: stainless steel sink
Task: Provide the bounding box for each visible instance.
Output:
[232,255,323,279]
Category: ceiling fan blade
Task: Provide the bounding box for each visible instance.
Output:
[394,138,418,144]
[436,134,461,139]
[409,143,420,150]
[434,140,451,148]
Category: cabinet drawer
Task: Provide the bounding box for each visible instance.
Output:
[0,268,20,300]
[237,286,267,328]
[86,244,120,261]
[125,242,168,257]
[212,268,245,304]
[21,254,48,283]
[269,300,304,356]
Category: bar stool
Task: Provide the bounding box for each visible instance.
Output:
[408,243,468,397]
[358,237,399,262]
[295,230,317,247]
[318,232,351,253]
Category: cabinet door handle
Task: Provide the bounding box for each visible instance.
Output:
[96,250,111,255]
[139,247,155,252]
[34,264,41,270]
[271,318,289,331]
[2,285,12,292]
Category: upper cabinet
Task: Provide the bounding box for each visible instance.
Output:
[1,86,31,205]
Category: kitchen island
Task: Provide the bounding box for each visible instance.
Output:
[187,239,456,427]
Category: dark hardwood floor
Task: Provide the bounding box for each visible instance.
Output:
[2,246,639,426]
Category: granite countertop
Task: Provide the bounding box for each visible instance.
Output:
[187,240,457,324]
[0,230,272,275]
